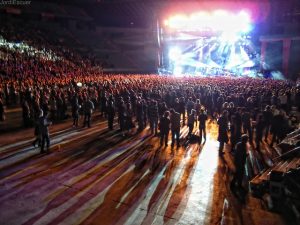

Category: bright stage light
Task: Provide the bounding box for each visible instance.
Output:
[241,24,252,33]
[169,47,181,61]
[238,11,251,23]
[164,10,257,77]
[165,10,252,33]
[173,66,183,76]
[220,32,239,43]
[168,15,188,29]
[211,10,229,30]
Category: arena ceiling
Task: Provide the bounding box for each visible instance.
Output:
[86,0,299,28]
[12,0,300,28]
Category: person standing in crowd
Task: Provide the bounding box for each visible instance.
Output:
[173,98,180,113]
[158,102,168,118]
[241,108,252,143]
[61,92,67,120]
[270,106,281,146]
[32,105,43,147]
[218,110,229,156]
[100,91,107,118]
[32,114,41,148]
[4,83,9,106]
[106,95,115,130]
[142,99,148,128]
[187,109,196,137]
[148,100,159,136]
[118,99,127,136]
[41,98,49,118]
[170,108,181,148]
[198,108,208,144]
[179,97,186,125]
[125,102,134,135]
[38,110,52,154]
[159,111,170,147]
[277,110,290,142]
[255,114,264,151]
[230,115,238,152]
[186,97,194,118]
[82,97,95,128]
[235,108,243,140]
[263,105,273,142]
[216,94,224,114]
[230,134,249,194]
[9,83,17,105]
[136,97,144,131]
[205,91,214,116]
[194,99,201,126]
[0,97,4,121]
[71,94,80,127]
[279,91,288,111]
[22,100,31,128]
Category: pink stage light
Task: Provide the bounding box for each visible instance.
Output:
[165,10,252,33]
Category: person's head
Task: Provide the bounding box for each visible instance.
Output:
[164,110,170,118]
[241,134,249,144]
[191,109,196,115]
[280,109,287,117]
[39,109,44,118]
[170,108,175,114]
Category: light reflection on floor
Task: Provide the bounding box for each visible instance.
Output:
[0,119,286,225]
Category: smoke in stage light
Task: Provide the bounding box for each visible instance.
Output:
[173,66,183,76]
[166,35,258,76]
[220,32,239,43]
[169,47,182,61]
[165,10,252,34]
[161,10,260,77]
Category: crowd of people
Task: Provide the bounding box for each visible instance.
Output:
[1,72,300,154]
[1,18,300,195]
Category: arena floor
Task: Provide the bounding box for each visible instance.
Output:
[0,109,286,225]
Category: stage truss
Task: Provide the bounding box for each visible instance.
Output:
[157,10,261,77]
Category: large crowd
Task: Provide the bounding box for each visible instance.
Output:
[1,18,300,195]
[1,30,300,155]
[1,73,300,153]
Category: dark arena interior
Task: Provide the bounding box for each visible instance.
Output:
[1,0,300,225]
